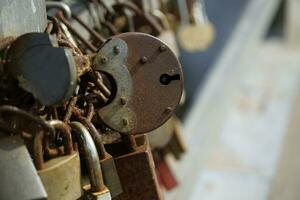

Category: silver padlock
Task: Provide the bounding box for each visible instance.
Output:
[0,133,47,200]
[70,121,111,200]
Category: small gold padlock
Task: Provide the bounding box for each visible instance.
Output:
[177,0,215,52]
[34,120,82,200]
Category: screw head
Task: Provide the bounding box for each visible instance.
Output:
[164,107,172,114]
[140,56,148,64]
[100,56,108,64]
[120,97,127,105]
[159,45,167,52]
[122,118,128,126]
[114,46,120,54]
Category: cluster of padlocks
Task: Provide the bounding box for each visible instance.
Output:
[0,0,214,199]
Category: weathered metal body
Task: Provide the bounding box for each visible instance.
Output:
[116,32,183,134]
[0,134,47,200]
[93,38,136,134]
[0,0,47,38]
[108,135,163,200]
[6,33,77,106]
[35,121,82,200]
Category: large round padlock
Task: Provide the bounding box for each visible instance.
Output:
[93,32,183,134]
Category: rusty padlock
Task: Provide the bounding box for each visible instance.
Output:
[93,32,183,134]
[34,120,82,200]
[106,134,163,200]
[154,151,178,191]
[78,116,123,198]
[5,32,77,106]
[70,121,111,200]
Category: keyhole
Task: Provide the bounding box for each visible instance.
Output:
[160,74,181,85]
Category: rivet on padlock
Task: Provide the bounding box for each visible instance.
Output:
[78,117,123,198]
[70,121,111,200]
[34,120,82,200]
[114,32,184,134]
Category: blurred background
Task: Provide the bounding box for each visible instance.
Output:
[169,0,300,199]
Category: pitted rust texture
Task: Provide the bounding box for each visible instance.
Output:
[114,32,183,134]
[113,135,163,200]
[93,38,137,134]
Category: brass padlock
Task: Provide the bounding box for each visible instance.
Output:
[70,121,111,200]
[78,117,123,198]
[106,134,163,200]
[176,0,215,52]
[34,120,82,200]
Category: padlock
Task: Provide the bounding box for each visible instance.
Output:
[165,117,187,160]
[112,1,163,36]
[70,121,111,200]
[176,0,215,52]
[93,33,183,134]
[106,134,163,200]
[153,151,178,191]
[0,133,47,200]
[142,0,180,56]
[46,2,78,47]
[5,32,77,106]
[78,116,123,198]
[34,120,82,200]
[154,10,180,56]
[148,117,175,150]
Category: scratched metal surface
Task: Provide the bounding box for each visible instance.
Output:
[0,0,47,38]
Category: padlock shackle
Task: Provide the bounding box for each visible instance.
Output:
[47,120,74,155]
[46,1,72,20]
[101,21,119,35]
[77,117,107,159]
[33,121,74,170]
[33,131,45,170]
[152,9,171,30]
[71,14,106,45]
[0,105,55,138]
[115,1,143,16]
[121,134,137,152]
[57,12,98,53]
[114,1,163,34]
[70,121,106,192]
